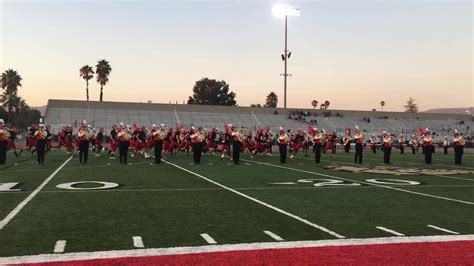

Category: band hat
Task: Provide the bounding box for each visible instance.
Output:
[160,123,165,127]
[0,119,4,124]
[39,124,44,127]
[152,124,157,128]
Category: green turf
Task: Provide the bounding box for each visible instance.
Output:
[0,148,473,257]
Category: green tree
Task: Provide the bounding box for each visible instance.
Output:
[311,100,318,109]
[380,100,385,111]
[187,78,237,106]
[264,92,278,108]
[80,65,94,102]
[404,97,418,113]
[95,59,112,102]
[250,103,262,107]
[324,100,330,110]
[0,69,22,113]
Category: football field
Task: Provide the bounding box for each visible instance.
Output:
[0,149,473,263]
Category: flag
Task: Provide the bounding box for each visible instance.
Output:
[132,123,139,132]
[308,126,315,136]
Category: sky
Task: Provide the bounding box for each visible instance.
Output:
[0,0,472,111]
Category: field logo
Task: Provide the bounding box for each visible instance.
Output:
[56,181,120,190]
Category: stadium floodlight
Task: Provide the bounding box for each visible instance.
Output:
[273,3,300,109]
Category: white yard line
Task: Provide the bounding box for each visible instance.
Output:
[242,159,474,206]
[200,233,217,244]
[53,240,67,253]
[436,175,474,182]
[133,236,145,248]
[376,226,405,236]
[163,160,345,239]
[264,231,284,241]
[1,234,473,265]
[427,225,459,235]
[0,156,73,231]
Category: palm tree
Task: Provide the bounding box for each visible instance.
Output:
[265,92,278,107]
[1,69,22,113]
[95,59,112,102]
[311,100,318,109]
[80,65,94,102]
[324,100,330,110]
[380,100,385,111]
[319,103,325,110]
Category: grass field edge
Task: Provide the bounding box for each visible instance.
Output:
[1,234,473,264]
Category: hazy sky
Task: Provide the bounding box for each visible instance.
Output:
[1,0,472,111]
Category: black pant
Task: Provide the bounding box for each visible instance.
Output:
[344,143,350,153]
[314,143,322,164]
[279,144,287,164]
[36,139,46,165]
[354,143,363,164]
[412,145,416,154]
[383,146,391,164]
[232,141,241,164]
[444,146,448,154]
[79,140,89,164]
[119,141,129,164]
[425,145,433,164]
[0,140,7,165]
[400,145,404,154]
[372,145,376,154]
[454,146,463,165]
[192,142,203,164]
[154,140,163,164]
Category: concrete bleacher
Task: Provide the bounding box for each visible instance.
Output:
[44,99,472,138]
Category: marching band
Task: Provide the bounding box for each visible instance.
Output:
[0,119,469,168]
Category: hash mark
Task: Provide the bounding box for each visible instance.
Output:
[376,226,404,236]
[427,225,459,235]
[264,230,284,241]
[53,240,66,253]
[200,233,217,244]
[133,236,145,248]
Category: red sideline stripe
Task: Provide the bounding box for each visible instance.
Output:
[26,240,474,265]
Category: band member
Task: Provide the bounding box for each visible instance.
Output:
[219,129,231,160]
[109,124,118,159]
[152,124,165,164]
[7,126,19,157]
[190,127,205,164]
[343,129,351,153]
[206,128,218,154]
[453,130,465,165]
[398,134,405,154]
[370,134,377,154]
[290,130,304,159]
[77,122,91,165]
[275,128,288,164]
[252,129,266,158]
[313,128,324,164]
[231,126,243,164]
[0,119,10,165]
[34,124,47,165]
[353,127,364,164]
[422,131,434,165]
[323,131,336,154]
[95,128,104,155]
[409,135,418,154]
[117,125,131,165]
[442,136,450,155]
[382,131,392,164]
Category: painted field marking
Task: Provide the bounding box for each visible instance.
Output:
[200,233,217,244]
[208,163,214,166]
[2,234,474,265]
[427,225,459,235]
[436,175,474,182]
[264,231,284,241]
[244,163,251,165]
[242,159,474,206]
[226,163,232,166]
[133,236,145,248]
[164,160,345,239]
[0,156,73,231]
[298,163,304,165]
[376,226,405,236]
[53,240,67,253]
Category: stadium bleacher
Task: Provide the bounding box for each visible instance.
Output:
[44,99,472,138]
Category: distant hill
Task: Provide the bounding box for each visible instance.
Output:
[423,107,473,117]
[32,105,47,115]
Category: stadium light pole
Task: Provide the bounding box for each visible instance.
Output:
[273,4,300,109]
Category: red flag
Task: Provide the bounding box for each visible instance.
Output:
[417,128,426,136]
[308,126,315,137]
[224,124,228,133]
